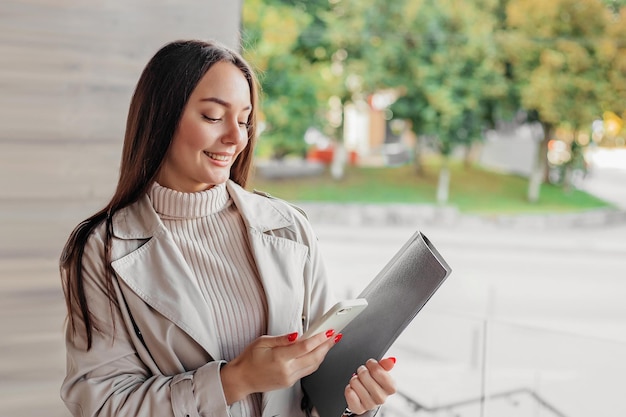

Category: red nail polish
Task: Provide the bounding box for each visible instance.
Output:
[325,329,335,338]
[334,333,343,343]
[288,332,298,342]
[389,357,397,364]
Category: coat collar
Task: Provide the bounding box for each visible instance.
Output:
[226,180,294,233]
[109,180,307,361]
[111,180,293,239]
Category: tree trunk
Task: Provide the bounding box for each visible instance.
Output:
[463,144,472,169]
[562,129,578,193]
[527,122,551,203]
[330,143,347,180]
[413,134,425,176]
[437,156,450,205]
[463,141,482,169]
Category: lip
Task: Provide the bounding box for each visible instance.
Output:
[203,151,233,163]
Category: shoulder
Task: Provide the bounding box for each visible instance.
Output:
[59,215,109,292]
[78,196,154,264]
[227,180,309,221]
[251,188,309,220]
[63,214,108,263]
[227,180,317,242]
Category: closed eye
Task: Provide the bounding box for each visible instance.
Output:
[202,115,220,123]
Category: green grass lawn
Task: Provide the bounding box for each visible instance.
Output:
[249,158,612,215]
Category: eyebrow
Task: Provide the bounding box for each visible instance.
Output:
[200,97,252,111]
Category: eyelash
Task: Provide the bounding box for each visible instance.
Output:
[202,115,249,128]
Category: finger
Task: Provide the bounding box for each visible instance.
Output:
[290,330,338,358]
[256,332,300,349]
[345,384,366,415]
[292,332,340,373]
[379,356,397,372]
[348,369,378,411]
[359,360,396,400]
[270,330,336,374]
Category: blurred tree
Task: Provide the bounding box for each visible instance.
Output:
[242,0,625,201]
[602,0,626,14]
[598,4,626,133]
[498,0,622,201]
[281,0,349,142]
[242,0,331,159]
[325,0,509,203]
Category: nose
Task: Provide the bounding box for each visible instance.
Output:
[221,118,246,145]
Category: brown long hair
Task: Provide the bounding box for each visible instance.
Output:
[60,40,260,349]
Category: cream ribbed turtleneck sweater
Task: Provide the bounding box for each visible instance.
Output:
[148,182,266,416]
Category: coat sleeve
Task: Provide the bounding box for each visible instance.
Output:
[60,232,231,417]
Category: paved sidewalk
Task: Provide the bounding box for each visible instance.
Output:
[579,148,626,210]
[296,201,626,230]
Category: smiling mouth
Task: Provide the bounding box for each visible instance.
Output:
[204,152,230,162]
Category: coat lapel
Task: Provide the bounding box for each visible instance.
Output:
[228,182,311,417]
[110,195,222,359]
[247,227,308,335]
[228,182,309,337]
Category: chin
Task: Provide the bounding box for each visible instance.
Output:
[204,176,229,187]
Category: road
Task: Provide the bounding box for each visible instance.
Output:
[314,222,626,417]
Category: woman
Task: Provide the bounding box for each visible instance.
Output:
[60,39,396,417]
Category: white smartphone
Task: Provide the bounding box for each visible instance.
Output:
[303,298,369,339]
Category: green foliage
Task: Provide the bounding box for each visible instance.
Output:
[493,0,626,200]
[602,0,626,14]
[322,0,511,157]
[599,6,626,117]
[242,0,329,158]
[243,0,626,142]
[242,0,626,197]
[500,0,624,129]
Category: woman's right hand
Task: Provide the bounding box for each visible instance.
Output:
[220,330,340,404]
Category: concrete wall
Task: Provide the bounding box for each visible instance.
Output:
[0,0,242,259]
[0,0,242,203]
[0,0,242,143]
[0,4,241,411]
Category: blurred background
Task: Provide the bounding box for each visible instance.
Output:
[1,0,625,416]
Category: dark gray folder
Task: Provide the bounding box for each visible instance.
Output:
[301,231,452,417]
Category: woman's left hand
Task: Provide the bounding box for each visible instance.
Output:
[344,357,397,415]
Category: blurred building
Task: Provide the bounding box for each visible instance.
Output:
[342,93,415,167]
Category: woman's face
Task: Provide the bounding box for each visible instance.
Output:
[157,61,252,192]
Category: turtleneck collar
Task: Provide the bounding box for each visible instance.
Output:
[148,182,231,219]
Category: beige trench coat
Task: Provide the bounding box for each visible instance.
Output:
[61,180,335,417]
